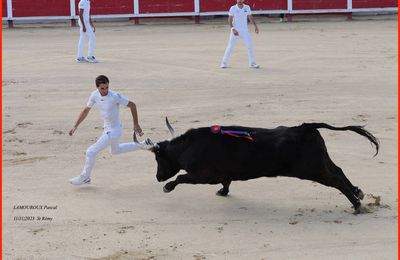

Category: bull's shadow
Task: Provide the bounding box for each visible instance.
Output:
[138,179,383,226]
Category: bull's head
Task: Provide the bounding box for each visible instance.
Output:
[133,117,180,182]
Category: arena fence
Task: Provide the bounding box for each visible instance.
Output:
[2,0,398,27]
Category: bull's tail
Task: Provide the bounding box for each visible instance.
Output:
[302,123,380,156]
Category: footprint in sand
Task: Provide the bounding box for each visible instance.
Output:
[352,114,369,123]
[115,210,132,214]
[2,80,19,86]
[29,228,45,235]
[223,113,234,118]
[17,122,33,128]
[117,226,135,234]
[3,128,16,134]
[12,151,27,156]
[53,130,64,135]
[193,254,206,260]
[4,156,53,166]
[4,137,23,143]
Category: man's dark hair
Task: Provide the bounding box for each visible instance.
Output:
[95,75,109,87]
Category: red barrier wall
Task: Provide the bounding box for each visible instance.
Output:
[200,0,287,12]
[3,0,397,19]
[12,0,70,17]
[2,0,7,17]
[293,0,347,10]
[75,0,134,15]
[250,0,288,10]
[199,0,236,12]
[353,0,397,8]
[139,0,194,13]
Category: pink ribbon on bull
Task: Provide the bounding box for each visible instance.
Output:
[211,125,255,141]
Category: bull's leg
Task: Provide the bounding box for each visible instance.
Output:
[216,180,232,196]
[336,171,364,200]
[163,174,198,193]
[326,158,364,200]
[300,152,362,213]
[315,173,361,214]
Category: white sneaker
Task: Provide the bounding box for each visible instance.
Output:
[76,57,87,63]
[220,63,228,69]
[86,56,98,63]
[250,63,260,69]
[69,175,91,185]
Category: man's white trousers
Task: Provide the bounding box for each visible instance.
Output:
[77,24,95,58]
[80,128,140,178]
[222,30,256,65]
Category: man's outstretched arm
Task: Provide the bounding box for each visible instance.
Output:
[127,101,144,136]
[69,107,91,136]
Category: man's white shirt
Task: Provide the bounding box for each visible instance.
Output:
[87,90,129,131]
[229,4,252,33]
[78,0,91,26]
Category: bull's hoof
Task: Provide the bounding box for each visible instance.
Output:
[163,182,176,193]
[357,189,365,200]
[353,202,362,215]
[353,207,361,215]
[216,188,229,197]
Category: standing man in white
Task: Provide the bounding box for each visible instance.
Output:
[68,75,147,185]
[221,0,260,69]
[77,0,97,63]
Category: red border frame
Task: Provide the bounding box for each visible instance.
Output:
[397,5,400,258]
[1,0,3,256]
[0,2,398,259]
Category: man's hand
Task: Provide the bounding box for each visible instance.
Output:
[90,21,95,32]
[255,27,259,34]
[82,26,86,32]
[134,124,144,137]
[69,127,77,136]
[232,28,239,36]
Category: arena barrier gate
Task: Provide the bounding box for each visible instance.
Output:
[2,0,398,27]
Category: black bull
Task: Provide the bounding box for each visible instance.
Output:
[134,119,379,213]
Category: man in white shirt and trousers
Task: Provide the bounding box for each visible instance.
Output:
[77,0,97,63]
[221,0,260,69]
[68,75,147,185]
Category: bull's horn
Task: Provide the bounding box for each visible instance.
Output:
[166,117,176,139]
[133,132,155,150]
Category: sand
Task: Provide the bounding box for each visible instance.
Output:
[3,15,398,259]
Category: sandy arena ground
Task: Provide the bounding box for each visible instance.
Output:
[3,15,398,259]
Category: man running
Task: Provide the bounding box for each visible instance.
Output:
[69,75,146,185]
